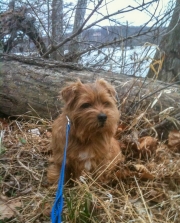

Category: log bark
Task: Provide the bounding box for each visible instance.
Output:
[0,54,180,123]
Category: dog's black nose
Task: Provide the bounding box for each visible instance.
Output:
[98,113,107,123]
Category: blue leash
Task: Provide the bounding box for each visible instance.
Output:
[51,116,71,223]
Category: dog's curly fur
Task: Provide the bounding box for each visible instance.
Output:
[47,79,123,183]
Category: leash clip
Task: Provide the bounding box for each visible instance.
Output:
[66,116,70,125]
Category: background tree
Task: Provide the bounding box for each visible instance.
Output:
[147,0,180,82]
[51,0,64,60]
[67,0,88,62]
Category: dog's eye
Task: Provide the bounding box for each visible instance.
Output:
[103,101,111,106]
[80,103,91,109]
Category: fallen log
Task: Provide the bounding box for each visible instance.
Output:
[0,54,180,138]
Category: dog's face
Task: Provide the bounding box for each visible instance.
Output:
[61,79,120,141]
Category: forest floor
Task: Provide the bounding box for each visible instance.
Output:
[0,113,180,223]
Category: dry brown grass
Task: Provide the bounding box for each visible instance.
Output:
[0,110,180,223]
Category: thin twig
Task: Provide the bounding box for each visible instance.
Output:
[17,149,41,181]
[134,176,153,223]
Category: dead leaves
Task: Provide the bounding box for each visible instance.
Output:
[37,202,51,217]
[121,134,158,159]
[115,125,157,181]
[133,164,154,180]
[116,121,158,160]
[138,136,158,158]
[168,130,180,152]
[0,195,21,220]
[115,164,154,180]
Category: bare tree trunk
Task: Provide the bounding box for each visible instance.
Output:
[47,0,50,46]
[51,0,64,60]
[68,0,88,62]
[147,0,180,82]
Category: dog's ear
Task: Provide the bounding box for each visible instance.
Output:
[96,78,117,101]
[61,79,82,103]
